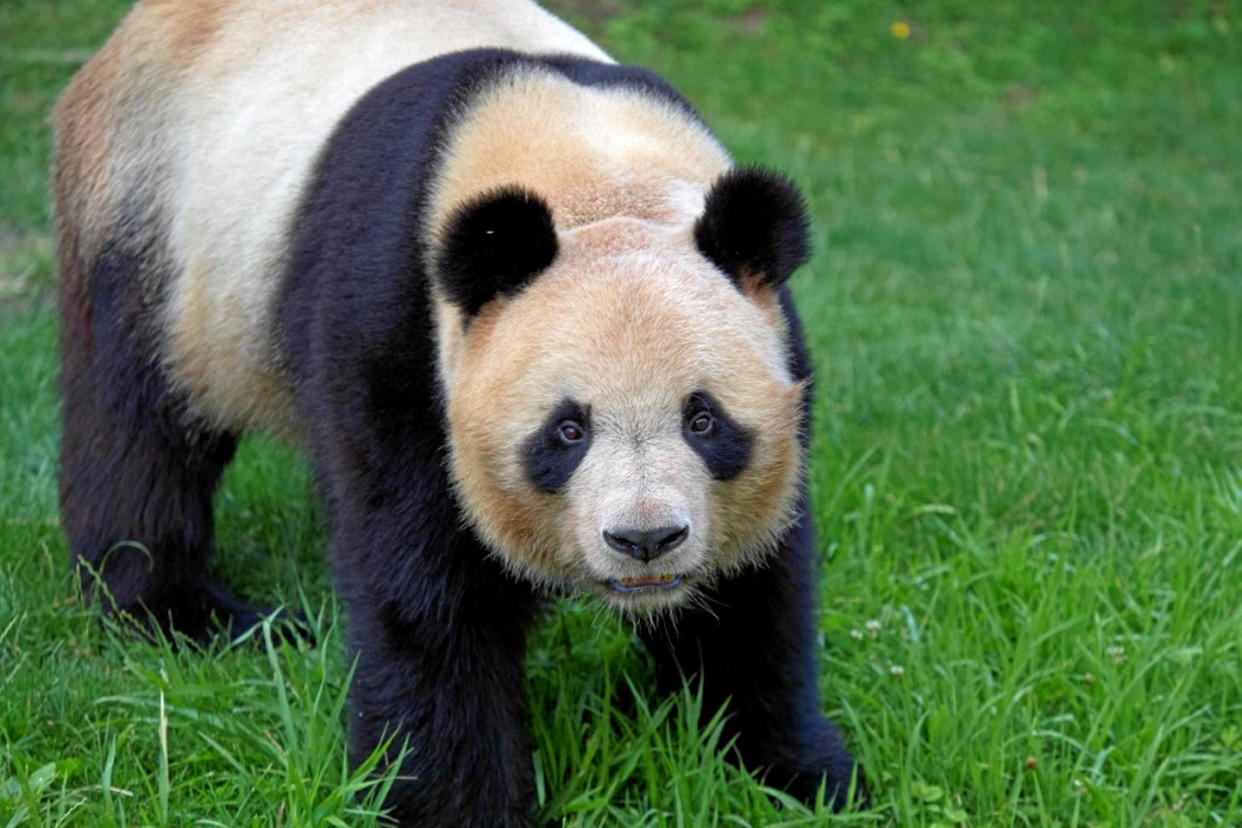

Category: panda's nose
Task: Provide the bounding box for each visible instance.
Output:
[603,525,689,563]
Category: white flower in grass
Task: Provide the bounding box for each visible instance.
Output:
[889,664,904,676]
[865,619,881,638]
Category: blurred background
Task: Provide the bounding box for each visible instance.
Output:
[2,1,1239,824]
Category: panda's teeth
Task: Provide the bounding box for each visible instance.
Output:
[610,573,682,592]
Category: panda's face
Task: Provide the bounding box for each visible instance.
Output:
[440,218,805,613]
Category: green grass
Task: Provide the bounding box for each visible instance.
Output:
[2,0,1240,824]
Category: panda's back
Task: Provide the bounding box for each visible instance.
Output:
[52,1,728,439]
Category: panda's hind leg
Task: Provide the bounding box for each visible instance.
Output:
[58,243,282,646]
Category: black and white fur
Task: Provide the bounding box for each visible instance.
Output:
[52,2,865,823]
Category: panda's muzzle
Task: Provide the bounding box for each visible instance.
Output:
[602,524,688,563]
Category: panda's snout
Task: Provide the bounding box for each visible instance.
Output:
[602,524,689,563]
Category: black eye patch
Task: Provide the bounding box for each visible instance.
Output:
[523,399,592,493]
[682,392,752,480]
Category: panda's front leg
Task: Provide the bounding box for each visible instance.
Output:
[331,510,542,827]
[639,502,867,810]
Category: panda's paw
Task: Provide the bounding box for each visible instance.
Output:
[105,577,315,650]
[756,728,869,812]
[197,579,316,649]
[772,762,869,812]
[218,602,317,649]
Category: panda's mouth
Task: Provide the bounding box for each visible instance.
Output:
[607,573,683,593]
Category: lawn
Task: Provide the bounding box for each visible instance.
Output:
[2,0,1240,824]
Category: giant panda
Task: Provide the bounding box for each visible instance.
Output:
[52,0,865,823]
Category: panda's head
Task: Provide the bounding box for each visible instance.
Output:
[432,168,812,614]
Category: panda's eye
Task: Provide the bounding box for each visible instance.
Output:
[557,419,586,444]
[689,411,714,435]
[682,391,751,481]
[686,395,715,436]
[525,401,591,493]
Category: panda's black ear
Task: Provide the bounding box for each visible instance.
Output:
[435,187,558,315]
[694,166,811,292]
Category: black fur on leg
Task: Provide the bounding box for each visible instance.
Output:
[58,239,281,646]
[639,504,867,811]
[338,533,540,827]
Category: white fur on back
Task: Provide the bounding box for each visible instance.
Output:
[158,0,610,435]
